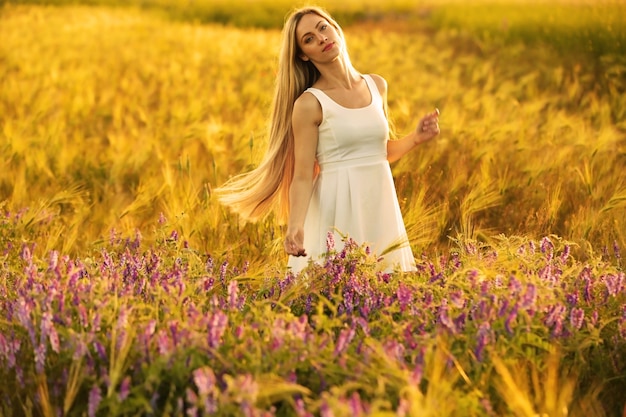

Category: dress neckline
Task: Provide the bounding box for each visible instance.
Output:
[308,74,375,110]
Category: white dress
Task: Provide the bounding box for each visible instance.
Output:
[287,74,416,274]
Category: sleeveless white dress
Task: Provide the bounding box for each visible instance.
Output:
[287,74,416,274]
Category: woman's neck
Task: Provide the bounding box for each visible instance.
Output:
[315,59,360,90]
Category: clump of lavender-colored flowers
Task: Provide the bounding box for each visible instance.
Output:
[0,214,624,416]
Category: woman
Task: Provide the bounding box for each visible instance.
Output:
[217,6,440,274]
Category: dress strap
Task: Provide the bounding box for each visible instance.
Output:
[362,74,382,106]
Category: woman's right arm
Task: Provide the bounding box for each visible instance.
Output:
[284,93,321,257]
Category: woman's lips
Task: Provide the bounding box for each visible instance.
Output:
[323,42,335,52]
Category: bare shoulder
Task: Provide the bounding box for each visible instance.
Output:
[293,91,322,125]
[367,73,388,96]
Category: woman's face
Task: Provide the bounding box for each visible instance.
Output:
[295,13,341,63]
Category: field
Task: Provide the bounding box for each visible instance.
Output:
[1,0,625,416]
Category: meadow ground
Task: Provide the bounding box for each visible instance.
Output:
[0,1,625,416]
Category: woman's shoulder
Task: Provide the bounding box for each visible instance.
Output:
[295,90,321,109]
[293,90,322,122]
[365,73,388,96]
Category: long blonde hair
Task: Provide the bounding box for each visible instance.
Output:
[215,6,351,224]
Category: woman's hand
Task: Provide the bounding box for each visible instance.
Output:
[285,227,307,257]
[415,108,440,145]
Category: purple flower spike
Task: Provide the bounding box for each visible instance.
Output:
[34,343,46,374]
[349,391,366,417]
[88,385,102,417]
[119,376,131,401]
[193,366,216,396]
[474,322,492,362]
[438,303,457,334]
[326,232,336,251]
[320,400,334,417]
[540,237,554,256]
[334,327,355,357]
[505,306,518,334]
[570,307,585,330]
[396,283,413,312]
[207,311,228,348]
[560,245,571,263]
[228,280,239,310]
[604,273,624,297]
[520,284,537,310]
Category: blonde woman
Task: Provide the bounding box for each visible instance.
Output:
[217,6,440,274]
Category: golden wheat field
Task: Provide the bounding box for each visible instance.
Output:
[1,3,626,416]
[1,1,625,273]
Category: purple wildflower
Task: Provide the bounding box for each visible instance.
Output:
[604,273,624,297]
[119,376,131,401]
[438,302,457,334]
[40,311,60,353]
[48,250,59,273]
[15,299,36,346]
[505,306,518,334]
[156,329,173,355]
[410,361,423,385]
[449,290,464,308]
[560,245,571,263]
[508,276,522,295]
[540,236,554,257]
[294,397,313,417]
[481,398,497,417]
[219,261,228,286]
[320,400,334,417]
[34,343,46,374]
[334,327,355,356]
[566,292,579,306]
[348,392,366,417]
[289,315,309,341]
[581,267,594,303]
[193,366,216,397]
[474,322,492,361]
[326,232,336,251]
[520,284,537,310]
[383,340,405,362]
[205,255,214,273]
[0,334,8,364]
[93,340,107,361]
[20,244,32,262]
[88,385,102,417]
[228,280,240,310]
[544,303,567,337]
[570,307,585,330]
[453,312,466,331]
[498,299,509,318]
[208,311,228,348]
[396,283,413,312]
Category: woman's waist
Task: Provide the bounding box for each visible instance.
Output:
[318,154,388,172]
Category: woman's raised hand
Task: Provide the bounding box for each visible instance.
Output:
[415,108,440,144]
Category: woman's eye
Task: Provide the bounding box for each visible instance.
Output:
[321,24,327,30]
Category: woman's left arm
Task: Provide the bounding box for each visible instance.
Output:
[369,74,440,163]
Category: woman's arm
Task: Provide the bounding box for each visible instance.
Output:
[369,74,440,163]
[284,92,321,257]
